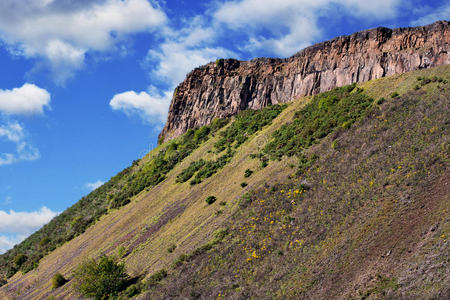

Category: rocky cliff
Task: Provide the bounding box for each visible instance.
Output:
[159,21,449,143]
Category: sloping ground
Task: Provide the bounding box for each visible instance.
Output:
[142,65,449,299]
[0,65,448,299]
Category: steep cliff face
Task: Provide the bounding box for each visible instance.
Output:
[160,21,449,143]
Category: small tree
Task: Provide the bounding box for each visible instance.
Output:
[205,196,217,205]
[51,273,67,289]
[73,256,129,300]
[14,254,27,268]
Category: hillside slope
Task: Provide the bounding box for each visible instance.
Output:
[0,64,448,299]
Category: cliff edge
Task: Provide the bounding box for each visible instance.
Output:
[159,21,449,143]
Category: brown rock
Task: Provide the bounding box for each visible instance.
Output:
[159,21,449,143]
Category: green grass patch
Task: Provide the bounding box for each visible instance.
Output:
[177,104,287,185]
[262,84,373,169]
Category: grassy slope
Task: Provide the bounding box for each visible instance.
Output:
[143,65,449,300]
[0,65,448,299]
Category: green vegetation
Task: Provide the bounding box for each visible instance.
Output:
[360,275,399,299]
[167,244,176,253]
[390,91,399,98]
[417,75,447,86]
[376,97,385,105]
[109,118,229,208]
[189,148,235,185]
[176,159,206,183]
[205,196,217,205]
[14,253,27,268]
[0,118,228,279]
[214,104,287,153]
[148,269,168,285]
[215,58,224,67]
[244,168,253,178]
[240,182,248,187]
[177,104,286,185]
[262,84,373,167]
[73,256,129,300]
[51,273,67,289]
[117,246,127,258]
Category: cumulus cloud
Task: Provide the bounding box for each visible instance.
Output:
[0,0,167,84]
[410,4,450,26]
[110,87,172,125]
[0,121,40,166]
[0,206,57,253]
[146,17,235,86]
[0,235,25,254]
[0,206,57,234]
[0,83,50,115]
[85,180,105,191]
[113,17,235,125]
[214,0,402,57]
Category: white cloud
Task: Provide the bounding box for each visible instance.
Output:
[0,206,57,234]
[0,121,40,166]
[146,18,235,86]
[0,206,57,253]
[410,4,450,26]
[85,180,105,191]
[110,87,172,125]
[0,0,167,84]
[114,18,235,125]
[214,0,402,57]
[0,83,50,115]
[0,235,25,254]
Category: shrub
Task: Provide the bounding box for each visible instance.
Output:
[376,97,385,105]
[215,58,224,67]
[0,277,7,287]
[117,245,127,258]
[125,284,142,297]
[244,169,253,178]
[167,244,176,253]
[390,91,399,98]
[39,237,50,247]
[14,254,27,267]
[73,256,129,300]
[176,160,206,183]
[172,254,188,267]
[148,269,167,285]
[240,182,248,187]
[51,273,67,289]
[205,196,217,205]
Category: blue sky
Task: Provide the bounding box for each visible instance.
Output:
[0,0,447,253]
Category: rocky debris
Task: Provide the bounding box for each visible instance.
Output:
[160,21,449,143]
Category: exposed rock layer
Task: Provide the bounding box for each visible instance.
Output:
[160,21,449,143]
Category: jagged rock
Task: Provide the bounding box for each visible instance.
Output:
[159,21,449,143]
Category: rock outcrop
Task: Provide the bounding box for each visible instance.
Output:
[160,21,449,143]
